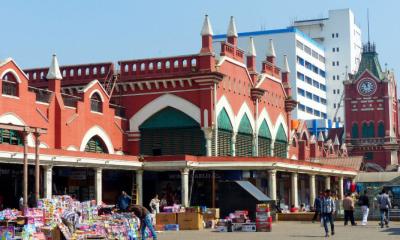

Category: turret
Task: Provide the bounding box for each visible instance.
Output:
[200,15,214,54]
[47,54,62,93]
[246,37,257,72]
[282,55,291,95]
[266,39,276,64]
[227,16,238,46]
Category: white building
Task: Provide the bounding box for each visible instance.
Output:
[214,27,328,120]
[293,8,362,123]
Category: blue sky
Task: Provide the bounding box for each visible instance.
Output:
[2,0,399,73]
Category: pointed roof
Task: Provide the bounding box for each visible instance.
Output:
[227,16,238,37]
[46,54,62,80]
[318,132,324,142]
[248,37,256,56]
[310,135,316,144]
[283,55,290,73]
[267,39,276,57]
[355,43,384,80]
[201,15,213,36]
[333,135,340,146]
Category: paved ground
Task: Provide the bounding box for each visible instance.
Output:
[157,221,400,240]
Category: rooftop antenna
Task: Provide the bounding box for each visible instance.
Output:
[367,8,370,44]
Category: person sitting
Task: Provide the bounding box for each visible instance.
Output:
[299,204,306,212]
[290,204,299,213]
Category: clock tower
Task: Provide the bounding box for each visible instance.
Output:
[344,43,399,171]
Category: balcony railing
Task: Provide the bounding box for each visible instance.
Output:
[110,104,126,118]
[349,137,385,145]
[61,94,81,108]
[28,86,53,103]
[2,80,17,96]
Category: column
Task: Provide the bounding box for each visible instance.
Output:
[203,127,213,157]
[268,170,277,200]
[291,172,299,207]
[136,170,143,205]
[253,133,258,156]
[34,132,40,202]
[95,168,102,205]
[181,168,189,207]
[325,176,331,190]
[338,176,344,200]
[270,140,275,156]
[309,174,316,207]
[43,166,53,199]
[231,132,237,156]
[23,131,29,208]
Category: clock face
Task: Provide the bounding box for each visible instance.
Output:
[357,78,377,96]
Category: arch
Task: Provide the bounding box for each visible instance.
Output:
[234,102,255,133]
[216,95,235,130]
[0,69,22,83]
[84,135,108,153]
[129,94,200,132]
[368,122,375,138]
[378,121,385,137]
[275,124,288,142]
[80,125,114,154]
[351,122,359,138]
[89,89,105,102]
[362,122,369,138]
[90,91,103,113]
[258,120,272,156]
[272,114,288,141]
[258,120,272,139]
[140,107,199,129]
[237,113,253,134]
[301,131,309,145]
[0,112,34,147]
[256,108,274,137]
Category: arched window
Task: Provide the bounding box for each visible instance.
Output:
[90,92,103,113]
[378,122,385,137]
[258,120,272,156]
[368,122,375,138]
[84,136,108,153]
[274,124,288,158]
[215,108,233,156]
[362,122,369,138]
[236,114,253,156]
[0,129,22,145]
[2,72,18,96]
[351,123,359,138]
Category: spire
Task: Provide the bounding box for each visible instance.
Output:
[267,39,276,57]
[227,16,238,37]
[318,132,324,142]
[201,15,213,36]
[333,135,340,146]
[310,135,316,144]
[46,54,62,80]
[283,55,290,73]
[248,37,256,56]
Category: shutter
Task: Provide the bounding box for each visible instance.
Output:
[218,129,232,156]
[351,123,359,138]
[258,137,271,156]
[236,133,253,156]
[274,141,287,158]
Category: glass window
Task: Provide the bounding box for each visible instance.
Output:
[322,113,327,119]
[319,70,326,77]
[336,61,339,66]
[333,75,336,80]
[332,33,335,38]
[320,84,326,91]
[296,40,304,50]
[297,72,304,81]
[306,92,312,99]
[332,48,335,52]
[297,56,304,66]
[313,66,319,74]
[313,95,320,102]
[314,110,320,117]
[312,50,319,59]
[305,61,312,70]
[321,98,327,105]
[90,93,103,113]
[306,76,312,84]
[337,75,340,80]
[298,104,305,111]
[334,103,336,108]
[306,107,313,114]
[313,80,319,88]
[332,62,335,66]
[297,88,305,96]
[318,55,325,63]
[304,45,311,55]
[336,47,339,52]
[337,89,340,94]
[333,90,336,94]
[336,33,339,38]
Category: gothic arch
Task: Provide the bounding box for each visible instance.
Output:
[234,102,255,133]
[0,112,34,146]
[79,125,114,154]
[0,69,22,83]
[272,114,288,141]
[216,95,235,129]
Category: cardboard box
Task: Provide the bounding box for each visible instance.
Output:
[156,213,177,225]
[177,212,203,230]
[203,208,220,219]
[256,222,272,232]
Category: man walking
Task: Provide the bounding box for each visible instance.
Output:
[377,189,391,228]
[358,190,370,225]
[343,192,356,226]
[312,192,323,223]
[321,189,335,237]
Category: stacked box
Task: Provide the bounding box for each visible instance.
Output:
[177,212,203,230]
[256,204,272,232]
[156,213,177,225]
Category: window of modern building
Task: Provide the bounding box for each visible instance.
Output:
[297,88,305,96]
[298,104,305,111]
[333,75,336,80]
[296,40,304,50]
[312,66,319,74]
[322,113,327,119]
[314,110,320,117]
[333,90,336,94]
[337,75,340,80]
[304,45,311,55]
[332,62,335,66]
[306,76,312,85]
[306,107,313,114]
[297,56,305,66]
[320,84,326,91]
[313,80,319,88]
[336,61,339,66]
[305,61,312,70]
[297,72,304,81]
[321,98,327,105]
[332,33,335,38]
[336,33,339,38]
[337,89,340,94]
[336,47,339,52]
[306,92,312,99]
[319,70,325,77]
[312,50,319,59]
[333,103,336,108]
[313,95,320,102]
[332,48,336,52]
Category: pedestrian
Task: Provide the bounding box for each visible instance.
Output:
[129,204,157,240]
[377,189,391,228]
[321,189,335,237]
[19,196,24,210]
[28,192,36,208]
[343,192,356,226]
[61,209,81,234]
[159,194,167,212]
[358,190,370,225]
[149,194,160,214]
[312,192,323,223]
[117,191,132,211]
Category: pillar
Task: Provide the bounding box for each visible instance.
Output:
[136,170,143,205]
[253,133,258,156]
[181,168,189,207]
[291,172,299,207]
[43,166,53,199]
[309,174,316,207]
[271,139,275,156]
[34,132,40,202]
[23,131,29,208]
[268,170,277,200]
[203,127,213,157]
[325,176,331,190]
[338,176,344,200]
[95,168,102,205]
[231,132,237,156]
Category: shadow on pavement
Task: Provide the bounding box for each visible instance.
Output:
[289,235,323,238]
[382,227,400,235]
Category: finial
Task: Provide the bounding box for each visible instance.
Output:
[248,37,256,56]
[318,132,324,142]
[267,39,276,57]
[283,55,290,73]
[333,135,340,146]
[227,16,238,37]
[201,14,213,36]
[46,54,62,80]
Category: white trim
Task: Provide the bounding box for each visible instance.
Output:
[1,95,20,99]
[0,112,34,147]
[129,93,201,132]
[89,89,105,102]
[256,108,274,137]
[80,79,110,98]
[0,69,22,83]
[234,102,255,133]
[291,155,298,160]
[272,114,288,141]
[39,142,49,149]
[217,56,253,84]
[215,95,235,129]
[118,87,210,97]
[66,145,78,151]
[80,125,115,154]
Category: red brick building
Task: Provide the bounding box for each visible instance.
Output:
[0,16,359,210]
[344,43,399,171]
